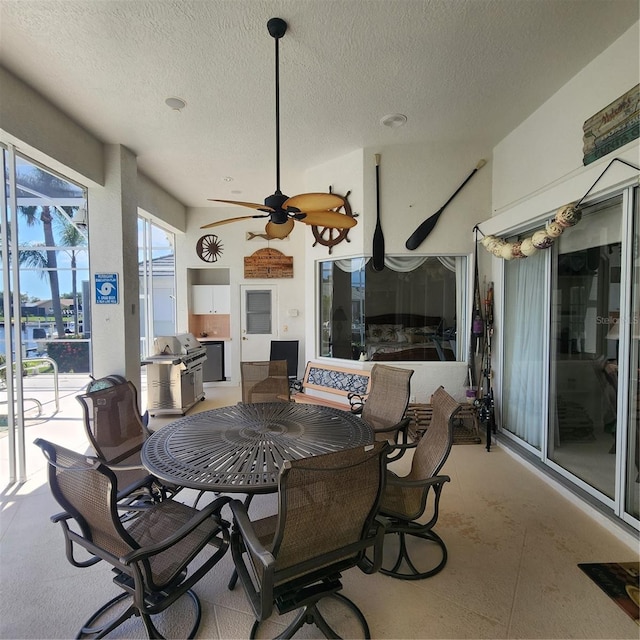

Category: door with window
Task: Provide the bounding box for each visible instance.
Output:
[240,285,278,363]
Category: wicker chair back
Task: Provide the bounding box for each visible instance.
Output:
[77,380,148,465]
[361,364,413,441]
[241,360,290,403]
[408,385,459,481]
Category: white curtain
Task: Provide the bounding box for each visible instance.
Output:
[503,251,546,448]
[335,258,368,273]
[384,256,428,272]
[334,256,430,273]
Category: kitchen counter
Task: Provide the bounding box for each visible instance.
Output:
[197,336,231,342]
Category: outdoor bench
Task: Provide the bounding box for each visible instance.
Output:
[285,361,372,410]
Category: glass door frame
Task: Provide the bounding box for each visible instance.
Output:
[497,182,639,530]
[1,143,89,484]
[138,215,177,359]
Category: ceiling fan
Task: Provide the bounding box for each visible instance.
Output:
[201,17,357,240]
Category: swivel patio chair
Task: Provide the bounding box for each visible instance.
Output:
[34,437,230,639]
[241,359,290,403]
[229,442,389,639]
[378,385,460,580]
[351,364,413,447]
[76,377,179,505]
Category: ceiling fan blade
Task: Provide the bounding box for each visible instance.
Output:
[200,214,268,229]
[284,193,345,211]
[298,210,358,228]
[208,198,274,212]
[266,218,295,238]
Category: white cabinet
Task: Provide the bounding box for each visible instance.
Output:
[191,285,230,314]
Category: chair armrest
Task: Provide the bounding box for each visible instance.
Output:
[106,461,149,472]
[385,436,416,462]
[229,499,276,620]
[51,511,103,568]
[120,495,231,564]
[372,416,410,437]
[229,500,275,570]
[386,474,450,489]
[347,392,365,414]
[357,516,387,575]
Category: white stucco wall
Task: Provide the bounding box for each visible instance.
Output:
[0,66,104,188]
[180,206,309,382]
[491,22,639,215]
[303,143,491,403]
[482,20,639,438]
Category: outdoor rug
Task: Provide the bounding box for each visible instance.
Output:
[578,562,639,625]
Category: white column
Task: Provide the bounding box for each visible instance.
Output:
[88,145,141,390]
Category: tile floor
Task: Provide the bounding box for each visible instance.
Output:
[0,375,638,639]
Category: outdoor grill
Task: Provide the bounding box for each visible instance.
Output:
[142,333,206,416]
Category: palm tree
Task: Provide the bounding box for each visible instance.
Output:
[16,168,83,339]
[18,205,66,338]
[58,213,87,334]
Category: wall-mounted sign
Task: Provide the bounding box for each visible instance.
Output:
[95,273,119,304]
[583,84,639,165]
[244,248,293,278]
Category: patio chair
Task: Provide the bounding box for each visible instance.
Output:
[351,364,413,446]
[241,360,290,403]
[377,385,460,580]
[76,377,177,504]
[34,438,230,639]
[229,442,389,639]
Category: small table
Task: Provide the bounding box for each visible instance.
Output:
[142,402,373,494]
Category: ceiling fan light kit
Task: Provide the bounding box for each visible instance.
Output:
[201,18,357,241]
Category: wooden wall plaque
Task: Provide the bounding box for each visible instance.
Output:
[244,248,293,278]
[583,84,639,165]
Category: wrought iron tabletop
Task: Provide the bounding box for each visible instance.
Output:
[142,402,373,493]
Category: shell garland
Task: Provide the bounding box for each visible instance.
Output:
[481,203,582,260]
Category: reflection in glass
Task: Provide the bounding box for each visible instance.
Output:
[548,197,622,499]
[318,256,466,362]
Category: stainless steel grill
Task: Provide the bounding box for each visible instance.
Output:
[142,333,206,416]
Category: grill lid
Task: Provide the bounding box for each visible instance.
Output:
[154,333,203,356]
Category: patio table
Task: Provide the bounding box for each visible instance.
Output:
[141,402,373,494]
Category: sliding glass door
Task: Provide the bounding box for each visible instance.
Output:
[548,196,622,501]
[1,144,88,484]
[138,216,176,359]
[500,185,638,529]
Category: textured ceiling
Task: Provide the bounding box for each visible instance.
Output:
[1,0,638,208]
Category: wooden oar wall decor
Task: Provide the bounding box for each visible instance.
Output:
[372,154,385,271]
[405,159,486,250]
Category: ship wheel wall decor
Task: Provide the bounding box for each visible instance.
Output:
[312,188,356,254]
[196,234,224,262]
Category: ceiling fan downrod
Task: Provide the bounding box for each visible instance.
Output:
[267,17,287,211]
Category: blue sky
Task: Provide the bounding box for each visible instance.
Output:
[5,212,89,302]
